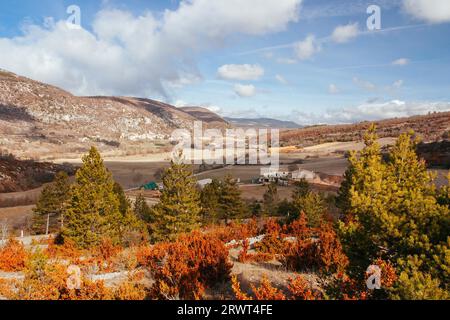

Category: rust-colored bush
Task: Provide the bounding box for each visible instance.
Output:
[232,275,286,300]
[373,258,397,288]
[238,240,273,263]
[0,239,27,272]
[207,219,259,245]
[0,250,114,300]
[315,224,349,274]
[287,276,322,300]
[254,219,284,255]
[113,272,147,300]
[46,238,82,262]
[144,231,232,300]
[251,276,286,300]
[282,217,348,274]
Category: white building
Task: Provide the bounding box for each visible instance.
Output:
[291,169,316,181]
[197,178,213,188]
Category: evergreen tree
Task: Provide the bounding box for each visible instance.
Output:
[62,147,123,248]
[292,191,326,227]
[133,193,152,222]
[263,183,279,216]
[200,179,222,224]
[338,128,449,298]
[151,160,201,242]
[292,178,310,201]
[218,175,246,221]
[32,172,70,235]
[113,182,130,215]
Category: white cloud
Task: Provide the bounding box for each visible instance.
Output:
[331,22,359,43]
[392,58,410,66]
[234,84,257,97]
[403,0,450,23]
[293,100,450,125]
[293,35,321,60]
[353,77,377,91]
[328,84,340,94]
[0,0,302,98]
[275,74,288,85]
[217,64,264,81]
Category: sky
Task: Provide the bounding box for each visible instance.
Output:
[0,0,449,125]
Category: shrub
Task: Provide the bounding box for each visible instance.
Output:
[254,219,284,255]
[287,276,322,300]
[0,239,27,272]
[144,231,232,300]
[282,217,348,274]
[231,275,286,300]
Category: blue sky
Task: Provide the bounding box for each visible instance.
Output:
[0,0,449,124]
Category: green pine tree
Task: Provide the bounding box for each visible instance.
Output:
[218,175,246,221]
[151,160,201,242]
[32,171,71,235]
[292,191,326,227]
[113,182,130,215]
[62,147,123,248]
[200,178,222,224]
[263,183,279,216]
[338,128,450,299]
[292,178,310,200]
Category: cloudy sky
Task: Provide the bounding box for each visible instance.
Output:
[0,0,449,125]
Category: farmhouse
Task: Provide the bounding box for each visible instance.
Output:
[291,169,316,181]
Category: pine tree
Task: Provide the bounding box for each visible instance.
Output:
[292,179,310,200]
[113,182,130,215]
[151,160,201,242]
[263,183,279,216]
[133,194,152,222]
[218,175,246,221]
[32,172,70,235]
[338,128,450,298]
[200,179,222,224]
[292,192,326,227]
[62,147,123,248]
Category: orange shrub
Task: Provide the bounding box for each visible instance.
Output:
[232,275,286,300]
[0,239,27,272]
[283,218,348,274]
[95,238,121,261]
[287,276,322,300]
[315,224,349,274]
[113,272,147,300]
[251,276,286,300]
[238,240,273,263]
[373,258,397,288]
[231,275,251,300]
[46,238,82,262]
[144,231,232,300]
[207,219,259,244]
[254,219,284,255]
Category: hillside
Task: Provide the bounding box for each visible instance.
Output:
[280,112,450,147]
[180,106,229,129]
[0,152,75,194]
[0,70,226,159]
[224,117,300,129]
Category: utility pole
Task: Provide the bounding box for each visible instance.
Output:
[46,213,50,235]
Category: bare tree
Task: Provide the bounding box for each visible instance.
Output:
[0,219,8,241]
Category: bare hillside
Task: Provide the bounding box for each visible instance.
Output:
[0,70,227,159]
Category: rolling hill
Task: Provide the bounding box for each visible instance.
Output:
[0,70,228,159]
[280,112,450,147]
